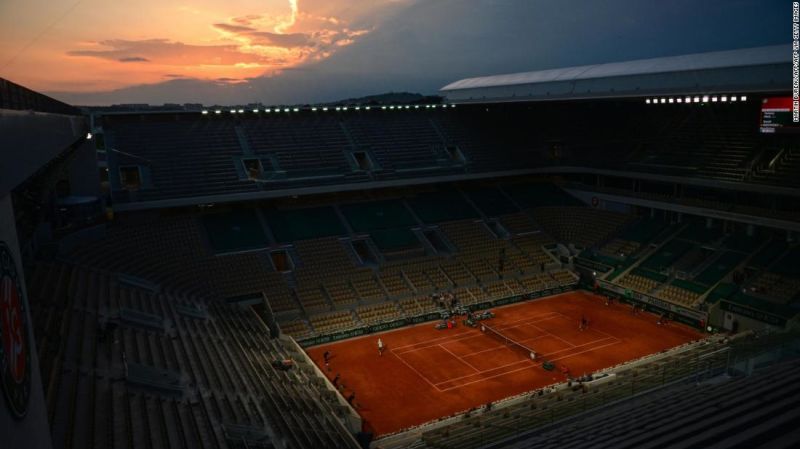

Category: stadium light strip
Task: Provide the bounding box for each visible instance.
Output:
[645,95,747,105]
[201,103,457,115]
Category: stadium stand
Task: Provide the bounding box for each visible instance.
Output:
[494,358,800,449]
[242,114,352,176]
[402,330,800,449]
[415,337,730,449]
[532,207,631,249]
[62,181,589,343]
[27,261,360,449]
[8,46,800,449]
[264,206,346,242]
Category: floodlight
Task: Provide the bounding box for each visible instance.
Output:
[86,132,93,140]
[215,110,222,114]
[201,110,209,115]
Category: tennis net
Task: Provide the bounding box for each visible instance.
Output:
[481,323,539,361]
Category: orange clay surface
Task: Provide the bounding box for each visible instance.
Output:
[305,291,703,436]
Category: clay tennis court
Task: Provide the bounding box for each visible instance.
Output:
[305,290,703,436]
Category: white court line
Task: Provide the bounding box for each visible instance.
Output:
[390,349,444,392]
[391,312,562,354]
[490,311,561,328]
[437,361,543,391]
[436,339,624,392]
[461,335,617,362]
[549,311,619,341]
[395,316,555,357]
[433,358,534,386]
[527,322,577,348]
[389,312,558,391]
[433,336,618,387]
[547,340,623,365]
[390,311,560,352]
[438,344,481,373]
[391,305,625,392]
[455,334,551,359]
[390,330,477,352]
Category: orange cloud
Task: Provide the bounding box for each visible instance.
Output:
[68,39,276,66]
[5,0,390,94]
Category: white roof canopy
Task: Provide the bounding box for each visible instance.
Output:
[441,45,791,103]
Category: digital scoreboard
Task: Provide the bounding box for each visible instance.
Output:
[760,97,800,134]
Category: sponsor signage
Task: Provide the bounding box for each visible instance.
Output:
[0,242,31,419]
[719,300,787,327]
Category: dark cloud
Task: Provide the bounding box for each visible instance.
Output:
[232,14,262,26]
[67,38,272,65]
[52,0,788,106]
[213,21,313,49]
[118,56,149,62]
[248,31,311,48]
[213,23,256,33]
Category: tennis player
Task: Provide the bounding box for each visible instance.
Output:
[377,337,385,356]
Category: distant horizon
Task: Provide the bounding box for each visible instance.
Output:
[1,0,789,106]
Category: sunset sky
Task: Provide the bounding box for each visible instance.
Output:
[0,0,790,105]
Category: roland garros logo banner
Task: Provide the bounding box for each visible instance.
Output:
[0,242,31,419]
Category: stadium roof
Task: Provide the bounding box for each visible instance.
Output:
[0,78,87,196]
[441,44,791,103]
